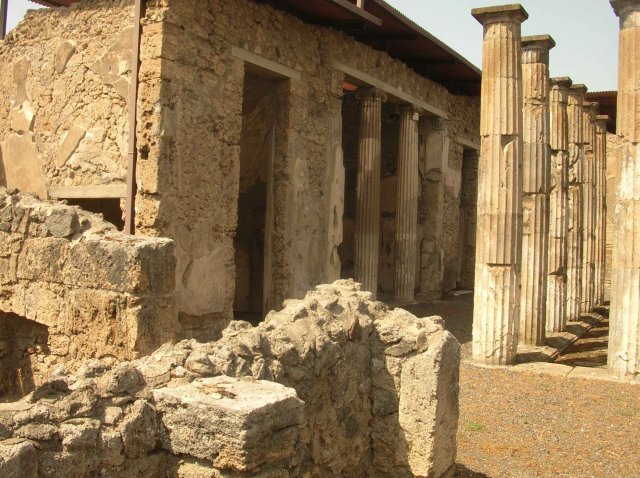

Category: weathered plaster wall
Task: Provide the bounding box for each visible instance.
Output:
[0,0,134,198]
[605,132,621,300]
[0,280,460,478]
[3,0,479,341]
[0,189,177,396]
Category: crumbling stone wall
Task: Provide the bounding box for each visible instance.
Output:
[2,0,480,340]
[0,0,134,197]
[136,0,480,333]
[0,189,177,395]
[0,281,460,478]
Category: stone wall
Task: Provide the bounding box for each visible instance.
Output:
[0,0,134,198]
[0,280,460,478]
[135,0,480,335]
[605,132,621,300]
[2,0,480,340]
[0,189,177,397]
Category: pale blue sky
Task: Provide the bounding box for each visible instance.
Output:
[6,0,619,91]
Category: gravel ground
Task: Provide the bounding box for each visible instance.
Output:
[404,294,640,478]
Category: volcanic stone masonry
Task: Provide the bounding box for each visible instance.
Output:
[609,0,640,379]
[471,4,528,365]
[519,35,554,346]
[546,77,572,334]
[566,84,587,323]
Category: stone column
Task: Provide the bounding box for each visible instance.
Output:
[609,0,640,379]
[394,105,420,303]
[594,115,609,305]
[581,102,598,312]
[471,4,528,365]
[354,88,386,299]
[519,35,554,345]
[546,77,572,333]
[566,85,587,323]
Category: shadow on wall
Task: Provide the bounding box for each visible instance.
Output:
[0,311,49,401]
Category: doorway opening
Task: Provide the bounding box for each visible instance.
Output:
[63,197,125,230]
[234,69,287,323]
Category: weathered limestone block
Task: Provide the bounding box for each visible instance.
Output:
[0,189,178,390]
[519,35,554,346]
[0,439,38,478]
[0,280,460,478]
[609,0,640,379]
[0,133,47,199]
[54,40,77,74]
[547,77,572,333]
[154,376,304,472]
[566,85,587,322]
[471,4,528,365]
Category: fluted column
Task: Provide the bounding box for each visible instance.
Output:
[581,102,598,312]
[566,85,587,323]
[609,0,640,379]
[394,105,420,303]
[594,115,609,305]
[519,35,554,345]
[355,88,386,299]
[471,4,528,365]
[546,77,572,333]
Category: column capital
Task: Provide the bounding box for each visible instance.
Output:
[522,34,556,51]
[356,87,387,102]
[569,84,588,101]
[471,4,528,25]
[550,77,572,90]
[398,103,422,118]
[611,0,640,16]
[586,102,600,116]
[595,115,611,130]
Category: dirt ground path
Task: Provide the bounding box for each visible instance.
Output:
[404,295,640,478]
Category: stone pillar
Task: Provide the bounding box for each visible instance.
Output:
[354,88,386,299]
[418,118,449,299]
[471,4,528,365]
[609,0,640,379]
[394,105,420,303]
[566,85,587,323]
[546,77,572,333]
[519,35,554,345]
[594,115,609,305]
[581,102,598,312]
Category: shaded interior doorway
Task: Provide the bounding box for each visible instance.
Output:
[63,197,125,231]
[338,90,359,281]
[457,148,479,290]
[234,69,285,323]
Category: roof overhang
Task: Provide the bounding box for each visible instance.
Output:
[28,0,481,95]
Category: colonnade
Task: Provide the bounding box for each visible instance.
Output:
[353,89,422,302]
[471,4,610,366]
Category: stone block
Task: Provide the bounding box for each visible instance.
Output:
[0,439,38,478]
[153,376,304,472]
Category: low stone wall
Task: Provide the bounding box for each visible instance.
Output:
[0,189,178,395]
[0,280,460,478]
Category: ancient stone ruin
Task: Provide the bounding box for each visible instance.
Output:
[0,281,460,478]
